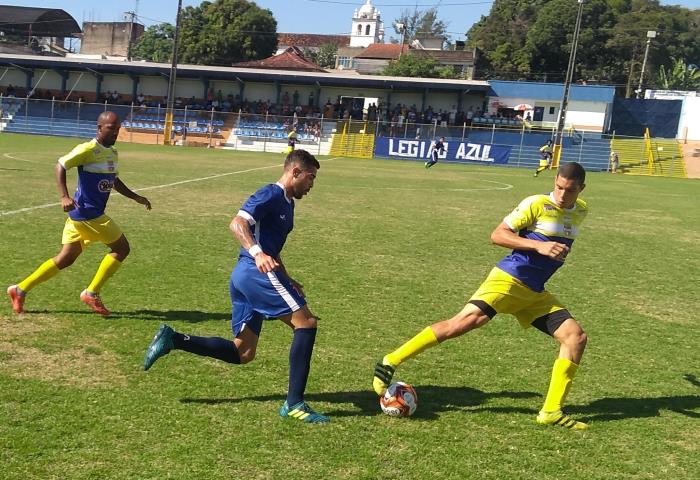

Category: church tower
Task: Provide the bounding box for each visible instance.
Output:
[349,0,384,47]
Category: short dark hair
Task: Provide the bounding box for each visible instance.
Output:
[285,149,320,171]
[557,162,586,185]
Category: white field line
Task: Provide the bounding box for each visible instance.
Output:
[0,156,342,217]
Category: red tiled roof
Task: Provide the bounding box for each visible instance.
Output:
[354,43,409,60]
[278,33,350,48]
[232,47,326,72]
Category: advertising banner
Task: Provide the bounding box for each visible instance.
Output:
[374,137,512,164]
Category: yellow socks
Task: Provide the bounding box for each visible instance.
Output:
[542,357,578,412]
[87,254,122,293]
[385,326,439,367]
[17,258,60,292]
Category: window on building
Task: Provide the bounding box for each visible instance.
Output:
[549,106,555,114]
[357,24,362,34]
[365,25,371,35]
[338,56,356,69]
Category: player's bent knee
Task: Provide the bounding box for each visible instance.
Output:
[238,348,257,364]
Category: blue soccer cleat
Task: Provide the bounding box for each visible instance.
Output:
[143,324,175,371]
[279,401,330,424]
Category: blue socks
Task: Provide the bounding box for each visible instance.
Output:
[286,328,317,406]
[173,332,241,364]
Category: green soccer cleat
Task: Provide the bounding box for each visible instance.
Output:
[373,359,396,396]
[143,324,175,371]
[536,410,588,430]
[279,401,330,424]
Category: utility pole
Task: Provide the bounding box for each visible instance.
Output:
[552,0,585,168]
[637,30,656,98]
[164,0,183,145]
[396,23,406,60]
[125,10,136,61]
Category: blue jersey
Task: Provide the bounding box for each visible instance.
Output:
[496,193,588,292]
[236,183,294,261]
[58,139,118,221]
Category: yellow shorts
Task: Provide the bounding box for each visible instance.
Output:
[61,214,123,247]
[468,267,568,329]
[539,159,550,167]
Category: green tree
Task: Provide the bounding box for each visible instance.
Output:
[131,23,175,63]
[382,54,461,79]
[393,7,448,45]
[303,43,338,69]
[656,58,700,90]
[179,0,277,66]
[466,0,700,85]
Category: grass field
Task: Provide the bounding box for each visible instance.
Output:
[1,133,699,479]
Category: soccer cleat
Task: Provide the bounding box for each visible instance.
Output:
[143,324,175,371]
[425,162,430,169]
[80,289,110,316]
[7,285,26,314]
[373,359,396,396]
[536,410,588,430]
[279,401,330,424]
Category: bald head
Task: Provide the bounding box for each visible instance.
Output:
[96,111,121,147]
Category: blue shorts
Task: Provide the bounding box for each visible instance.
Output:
[229,258,306,338]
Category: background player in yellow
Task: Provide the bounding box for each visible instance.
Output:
[7,111,151,316]
[374,162,590,430]
[534,139,553,177]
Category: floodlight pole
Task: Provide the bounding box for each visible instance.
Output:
[164,0,183,145]
[637,30,657,98]
[553,0,585,168]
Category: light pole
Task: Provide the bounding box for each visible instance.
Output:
[164,0,183,145]
[637,30,657,98]
[553,0,585,168]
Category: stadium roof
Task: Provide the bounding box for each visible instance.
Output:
[0,54,491,93]
[0,5,81,37]
[488,80,616,103]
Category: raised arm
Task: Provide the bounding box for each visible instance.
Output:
[490,222,569,261]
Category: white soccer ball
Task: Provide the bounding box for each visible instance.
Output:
[380,382,418,417]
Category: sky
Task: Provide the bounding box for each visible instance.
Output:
[5,0,700,43]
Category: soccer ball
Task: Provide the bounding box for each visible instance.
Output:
[380,382,418,417]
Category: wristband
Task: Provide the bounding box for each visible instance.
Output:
[248,244,263,257]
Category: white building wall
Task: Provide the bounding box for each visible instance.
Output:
[174,79,204,100]
[66,72,96,96]
[678,96,700,141]
[101,74,131,94]
[31,69,63,91]
[139,76,168,97]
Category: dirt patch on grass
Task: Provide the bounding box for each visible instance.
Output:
[0,340,127,387]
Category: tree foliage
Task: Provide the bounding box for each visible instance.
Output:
[656,58,700,90]
[392,7,448,45]
[466,0,700,92]
[303,43,338,69]
[382,54,460,79]
[132,23,175,63]
[179,0,277,66]
[133,0,277,66]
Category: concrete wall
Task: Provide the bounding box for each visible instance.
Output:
[81,22,145,57]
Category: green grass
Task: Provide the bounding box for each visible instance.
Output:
[1,133,699,479]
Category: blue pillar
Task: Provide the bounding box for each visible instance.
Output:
[201,78,209,102]
[24,69,34,93]
[95,74,103,102]
[130,74,140,101]
[275,81,281,105]
[421,88,429,113]
[54,69,69,98]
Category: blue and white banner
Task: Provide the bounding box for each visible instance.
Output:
[374,137,512,164]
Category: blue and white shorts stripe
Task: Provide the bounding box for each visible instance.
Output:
[229,258,306,337]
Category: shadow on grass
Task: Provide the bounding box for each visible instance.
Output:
[570,374,700,423]
[181,386,540,419]
[26,309,230,322]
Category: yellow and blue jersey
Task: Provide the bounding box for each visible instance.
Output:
[58,139,118,221]
[236,182,294,261]
[496,193,588,292]
[287,131,297,147]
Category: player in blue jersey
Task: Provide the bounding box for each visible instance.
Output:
[425,137,445,169]
[374,162,590,430]
[143,149,329,424]
[6,111,151,316]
